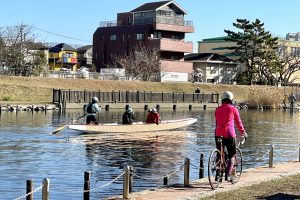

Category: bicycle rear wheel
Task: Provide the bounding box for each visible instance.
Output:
[208,149,223,190]
[231,147,243,183]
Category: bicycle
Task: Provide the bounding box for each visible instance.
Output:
[208,136,245,190]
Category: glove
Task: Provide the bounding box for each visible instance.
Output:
[243,132,248,138]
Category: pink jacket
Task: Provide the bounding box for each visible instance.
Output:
[215,103,245,138]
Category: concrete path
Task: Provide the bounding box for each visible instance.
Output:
[106,161,300,200]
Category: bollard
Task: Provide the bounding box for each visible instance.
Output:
[83,171,90,200]
[42,178,50,200]
[26,179,33,200]
[123,165,130,199]
[129,166,134,193]
[199,153,204,179]
[105,105,109,110]
[144,105,148,111]
[189,105,192,110]
[184,157,190,187]
[203,105,207,110]
[163,175,168,185]
[269,145,274,168]
[156,104,160,111]
[173,104,177,110]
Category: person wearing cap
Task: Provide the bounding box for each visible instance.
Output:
[85,96,101,125]
[215,91,247,182]
[146,107,161,125]
[122,107,135,124]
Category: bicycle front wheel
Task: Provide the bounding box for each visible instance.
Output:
[208,149,223,190]
[231,147,243,183]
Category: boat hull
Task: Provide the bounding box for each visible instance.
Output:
[68,118,197,133]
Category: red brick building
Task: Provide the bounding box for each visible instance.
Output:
[93,0,194,82]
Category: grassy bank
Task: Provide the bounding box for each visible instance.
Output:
[200,173,300,200]
[0,76,291,107]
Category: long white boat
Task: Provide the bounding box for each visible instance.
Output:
[68,118,197,133]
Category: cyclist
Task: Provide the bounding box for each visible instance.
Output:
[215,91,247,182]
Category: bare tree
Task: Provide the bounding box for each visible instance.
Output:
[0,24,47,76]
[112,44,160,81]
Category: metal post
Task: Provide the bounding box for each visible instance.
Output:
[42,178,50,200]
[269,145,274,168]
[26,179,33,200]
[199,153,204,179]
[123,165,130,199]
[184,157,190,187]
[83,171,90,200]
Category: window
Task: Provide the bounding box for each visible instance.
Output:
[110,34,117,41]
[136,33,144,40]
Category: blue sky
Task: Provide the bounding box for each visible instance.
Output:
[1,0,300,52]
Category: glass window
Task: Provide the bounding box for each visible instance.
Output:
[136,34,144,40]
[110,35,117,41]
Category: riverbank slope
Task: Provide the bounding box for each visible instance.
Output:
[0,76,291,107]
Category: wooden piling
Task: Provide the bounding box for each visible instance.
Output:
[42,178,50,200]
[189,105,192,110]
[269,145,274,168]
[129,166,134,193]
[144,105,148,110]
[203,105,207,110]
[83,171,90,200]
[26,179,33,200]
[105,105,110,110]
[163,175,168,185]
[199,153,204,179]
[184,158,190,187]
[123,165,130,199]
[173,104,177,110]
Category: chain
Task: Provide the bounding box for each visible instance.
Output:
[273,147,299,157]
[52,171,125,193]
[13,184,43,200]
[131,163,184,181]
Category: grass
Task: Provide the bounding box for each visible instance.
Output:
[201,173,300,200]
[0,75,293,105]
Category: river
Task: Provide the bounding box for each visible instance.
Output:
[0,108,299,199]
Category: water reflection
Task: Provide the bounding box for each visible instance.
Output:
[0,108,299,199]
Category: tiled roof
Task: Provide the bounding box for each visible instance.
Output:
[130,1,172,12]
[77,45,92,52]
[184,53,236,63]
[49,43,76,52]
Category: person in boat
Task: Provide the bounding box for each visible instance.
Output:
[146,107,161,125]
[215,91,247,182]
[122,107,135,124]
[85,97,101,125]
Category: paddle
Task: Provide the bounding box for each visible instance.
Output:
[50,114,86,135]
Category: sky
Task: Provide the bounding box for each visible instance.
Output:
[1,0,300,52]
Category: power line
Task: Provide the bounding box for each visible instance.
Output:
[31,26,92,43]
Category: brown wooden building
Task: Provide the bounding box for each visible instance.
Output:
[93,0,194,82]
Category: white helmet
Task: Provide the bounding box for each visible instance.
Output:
[92,96,99,103]
[152,107,157,112]
[222,91,234,100]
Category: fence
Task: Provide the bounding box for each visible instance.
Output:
[52,89,220,105]
[13,145,300,200]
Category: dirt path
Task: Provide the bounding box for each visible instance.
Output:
[106,161,300,200]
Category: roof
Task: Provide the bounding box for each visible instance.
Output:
[198,36,230,43]
[130,1,187,14]
[49,43,76,53]
[25,42,48,50]
[77,45,92,52]
[184,53,237,63]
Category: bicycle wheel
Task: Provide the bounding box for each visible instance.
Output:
[231,147,243,183]
[208,149,223,190]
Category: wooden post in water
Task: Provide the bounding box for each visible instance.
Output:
[189,105,192,110]
[203,105,207,110]
[42,178,50,200]
[123,165,130,199]
[163,175,168,185]
[129,166,134,193]
[199,153,204,179]
[184,157,190,187]
[26,179,33,200]
[173,104,177,110]
[269,145,274,168]
[83,171,90,200]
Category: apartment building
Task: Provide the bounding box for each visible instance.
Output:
[93,0,194,82]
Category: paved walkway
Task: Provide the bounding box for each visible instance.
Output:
[106,161,300,200]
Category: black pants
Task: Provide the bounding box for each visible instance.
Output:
[215,136,236,158]
[86,115,98,125]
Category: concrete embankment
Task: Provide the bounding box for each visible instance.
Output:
[106,161,300,200]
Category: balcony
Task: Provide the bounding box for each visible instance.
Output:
[148,38,193,53]
[160,60,193,73]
